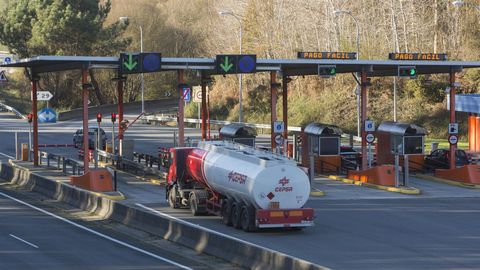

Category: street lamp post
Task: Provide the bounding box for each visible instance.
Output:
[334,9,361,137]
[140,26,145,114]
[219,11,244,123]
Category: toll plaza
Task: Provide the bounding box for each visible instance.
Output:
[4,52,480,270]
[2,53,480,190]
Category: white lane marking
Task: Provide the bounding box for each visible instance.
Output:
[135,203,324,268]
[0,151,14,159]
[0,192,193,270]
[9,234,39,249]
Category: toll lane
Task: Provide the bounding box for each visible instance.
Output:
[136,197,480,270]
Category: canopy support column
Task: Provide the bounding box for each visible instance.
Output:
[117,77,124,140]
[177,70,185,147]
[282,76,289,155]
[270,71,278,150]
[201,74,207,140]
[361,70,368,170]
[31,77,39,166]
[82,68,90,174]
[449,71,457,170]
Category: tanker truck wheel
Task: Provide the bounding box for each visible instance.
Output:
[189,191,207,216]
[222,199,233,226]
[240,205,257,232]
[231,202,244,229]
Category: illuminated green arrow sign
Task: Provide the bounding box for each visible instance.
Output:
[120,53,140,74]
[123,53,138,71]
[220,56,234,72]
[216,55,237,74]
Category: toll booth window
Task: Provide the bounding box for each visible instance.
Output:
[319,137,340,155]
[404,136,424,155]
[391,135,403,154]
[309,137,319,155]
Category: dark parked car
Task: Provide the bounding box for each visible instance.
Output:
[425,148,469,169]
[73,128,107,150]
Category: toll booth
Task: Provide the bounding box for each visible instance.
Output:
[304,123,342,174]
[377,121,427,171]
[219,123,257,147]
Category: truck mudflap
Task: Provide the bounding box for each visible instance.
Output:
[256,208,314,228]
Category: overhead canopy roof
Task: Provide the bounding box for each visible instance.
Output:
[1,55,480,77]
[377,121,428,136]
[304,123,343,136]
[220,123,257,138]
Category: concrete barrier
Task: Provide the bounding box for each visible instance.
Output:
[0,160,327,270]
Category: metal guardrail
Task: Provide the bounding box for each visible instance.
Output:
[0,102,26,119]
[63,158,84,175]
[141,115,362,142]
[37,151,84,175]
[97,149,167,180]
[97,149,118,165]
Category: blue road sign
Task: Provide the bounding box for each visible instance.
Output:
[38,108,57,123]
[183,87,191,102]
[4,57,11,64]
[142,53,161,72]
[238,55,256,73]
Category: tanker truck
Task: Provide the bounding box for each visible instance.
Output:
[166,140,314,232]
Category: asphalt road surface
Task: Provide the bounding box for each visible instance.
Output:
[2,111,480,269]
[0,190,193,270]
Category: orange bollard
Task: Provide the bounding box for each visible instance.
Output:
[468,115,476,152]
[70,168,114,192]
[476,117,480,152]
[347,165,395,186]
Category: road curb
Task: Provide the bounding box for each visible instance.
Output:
[415,173,480,189]
[326,175,421,195]
[9,161,126,201]
[0,160,327,270]
[310,188,325,197]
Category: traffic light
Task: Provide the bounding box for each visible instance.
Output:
[318,65,337,78]
[27,113,33,123]
[216,54,257,74]
[96,113,102,123]
[398,66,417,78]
[111,113,117,123]
[120,52,162,74]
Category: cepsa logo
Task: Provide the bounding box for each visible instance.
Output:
[275,177,293,192]
[228,171,247,184]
